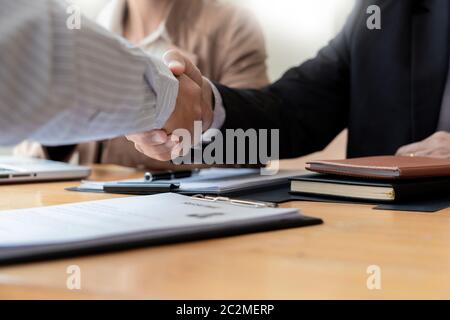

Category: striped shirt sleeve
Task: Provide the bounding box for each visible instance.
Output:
[0,0,179,146]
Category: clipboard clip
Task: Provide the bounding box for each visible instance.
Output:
[191,195,278,208]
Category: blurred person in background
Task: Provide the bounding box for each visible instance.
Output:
[16,0,268,170]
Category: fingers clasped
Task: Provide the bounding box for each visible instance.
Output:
[127,49,213,162]
[127,131,182,162]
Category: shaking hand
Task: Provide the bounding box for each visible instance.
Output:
[127,50,214,162]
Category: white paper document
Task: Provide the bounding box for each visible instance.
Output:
[176,170,305,194]
[78,168,306,194]
[0,193,299,247]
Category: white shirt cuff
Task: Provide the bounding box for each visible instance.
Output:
[144,56,179,130]
[203,79,226,141]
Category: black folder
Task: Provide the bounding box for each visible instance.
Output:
[0,200,322,266]
[0,215,322,265]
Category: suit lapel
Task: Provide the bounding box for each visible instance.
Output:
[410,0,450,141]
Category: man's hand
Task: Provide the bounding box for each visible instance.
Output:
[164,50,214,131]
[127,50,214,161]
[396,131,450,159]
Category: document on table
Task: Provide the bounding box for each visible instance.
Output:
[175,169,305,194]
[77,168,260,192]
[75,168,306,195]
[0,193,310,248]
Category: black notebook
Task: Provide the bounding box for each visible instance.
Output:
[290,173,450,202]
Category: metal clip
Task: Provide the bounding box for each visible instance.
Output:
[191,195,277,208]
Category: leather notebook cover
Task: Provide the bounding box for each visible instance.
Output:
[306,156,450,179]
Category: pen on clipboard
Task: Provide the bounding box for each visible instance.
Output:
[144,170,194,182]
[103,170,194,195]
[103,182,180,194]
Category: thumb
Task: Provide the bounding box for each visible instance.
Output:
[163,49,203,86]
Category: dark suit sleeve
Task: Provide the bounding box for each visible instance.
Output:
[216,2,363,160]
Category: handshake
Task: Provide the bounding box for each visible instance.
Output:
[127,50,214,162]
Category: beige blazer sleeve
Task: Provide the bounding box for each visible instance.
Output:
[215,7,270,89]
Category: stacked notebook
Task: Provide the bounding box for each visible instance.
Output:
[290,156,450,202]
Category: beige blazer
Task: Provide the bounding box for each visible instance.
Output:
[16,0,269,170]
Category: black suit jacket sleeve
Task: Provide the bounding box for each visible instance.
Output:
[216,2,363,160]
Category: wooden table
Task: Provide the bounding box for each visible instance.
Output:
[0,165,449,300]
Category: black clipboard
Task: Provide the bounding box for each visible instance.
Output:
[0,195,323,266]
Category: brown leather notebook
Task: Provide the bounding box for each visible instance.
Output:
[306,156,450,179]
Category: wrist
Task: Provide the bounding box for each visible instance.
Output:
[206,79,226,132]
[201,77,215,131]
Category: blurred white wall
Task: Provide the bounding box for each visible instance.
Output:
[229,0,354,80]
[74,0,354,80]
